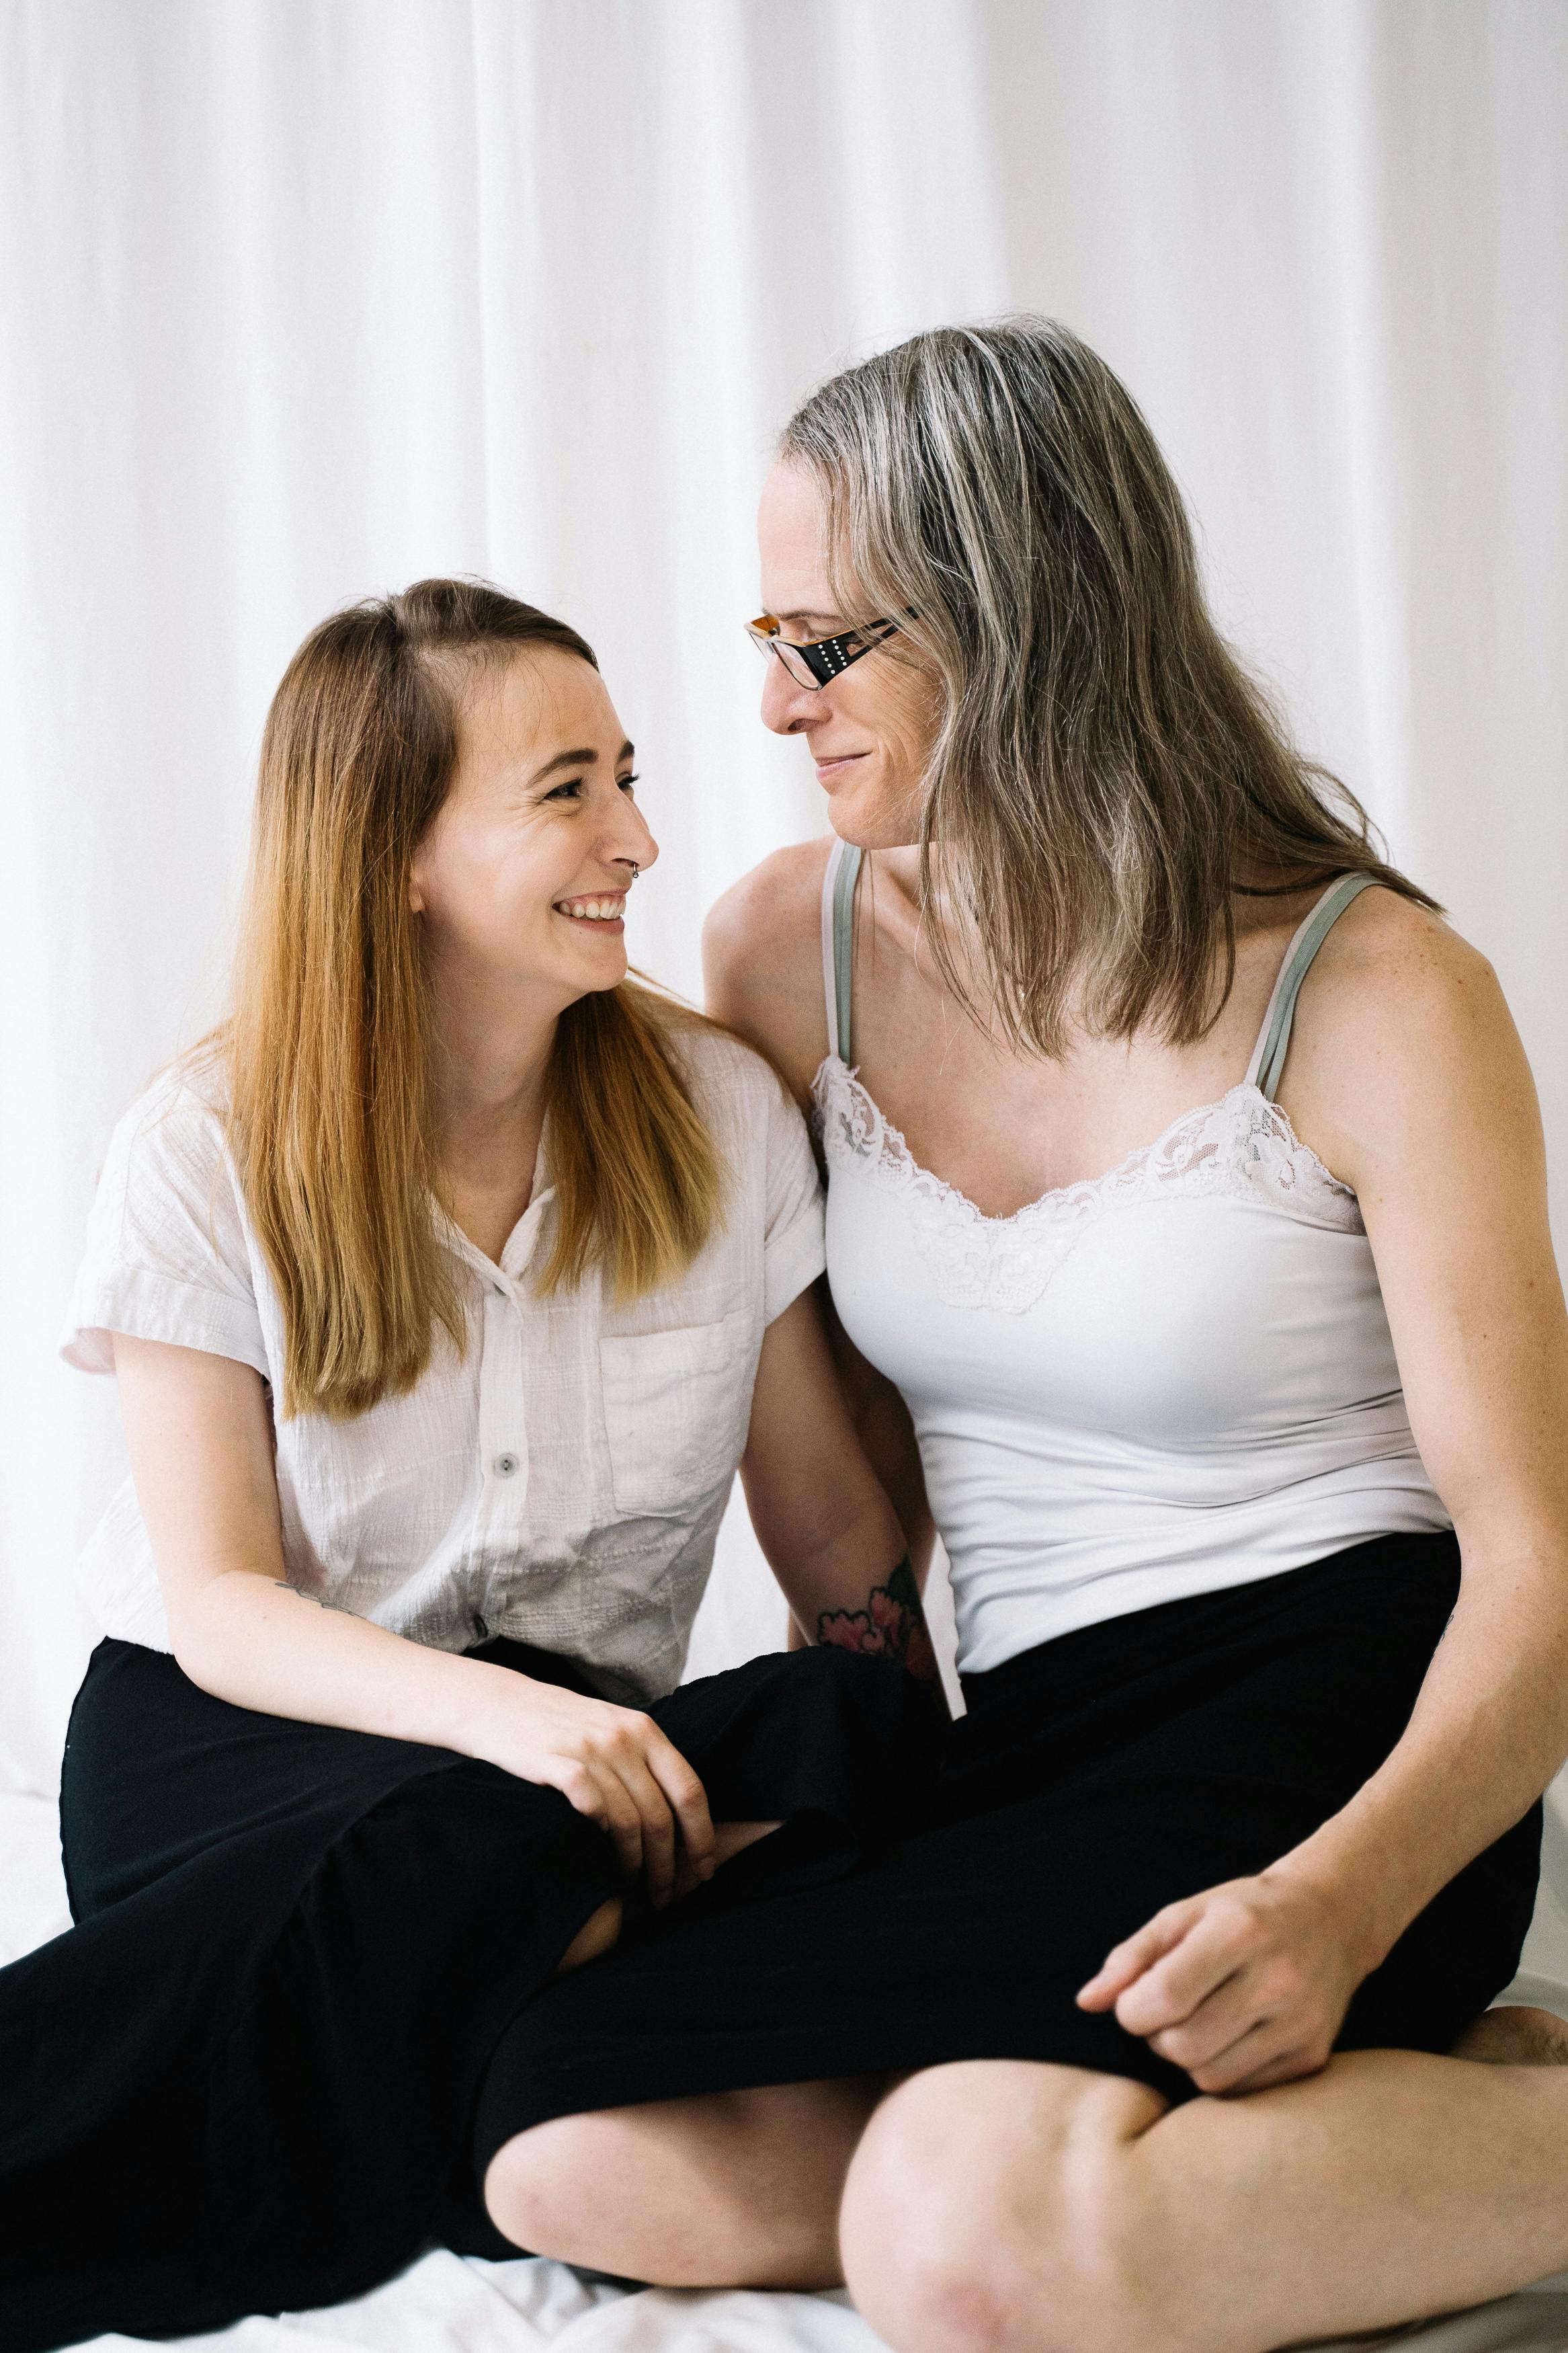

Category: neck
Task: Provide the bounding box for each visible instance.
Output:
[425,963,564,1195]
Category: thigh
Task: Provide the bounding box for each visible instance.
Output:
[59,1637,454,1915]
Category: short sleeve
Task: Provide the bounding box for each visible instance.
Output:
[759,1074,827,1324]
[61,1070,270,1379]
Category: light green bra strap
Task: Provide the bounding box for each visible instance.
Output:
[831,842,863,1066]
[1251,873,1377,1101]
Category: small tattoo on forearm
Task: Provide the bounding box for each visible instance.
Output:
[819,1558,938,1681]
[272,1579,325,1607]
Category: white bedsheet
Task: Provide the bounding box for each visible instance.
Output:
[7,1790,1568,2353]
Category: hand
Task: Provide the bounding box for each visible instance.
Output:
[1075,1869,1372,2095]
[468,1674,714,1909]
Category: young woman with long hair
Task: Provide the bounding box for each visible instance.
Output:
[1,578,940,2351]
[457,326,1568,2350]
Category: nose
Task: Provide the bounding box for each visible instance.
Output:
[604,791,658,877]
[759,649,825,737]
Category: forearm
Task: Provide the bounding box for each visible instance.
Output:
[742,1287,942,1679]
[743,1464,940,1681]
[170,1569,517,1758]
[747,1474,901,1629]
[850,1381,938,1583]
[820,1290,936,1580]
[1271,1533,1568,1969]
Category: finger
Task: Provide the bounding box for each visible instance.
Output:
[1076,1901,1198,2011]
[645,1737,714,1880]
[616,1755,679,1907]
[1147,1973,1273,2071]
[1198,2034,1328,2099]
[564,1758,644,1879]
[1114,1911,1254,2038]
[600,1767,649,1880]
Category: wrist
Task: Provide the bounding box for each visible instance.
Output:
[431,1654,532,1763]
[1262,1834,1411,1977]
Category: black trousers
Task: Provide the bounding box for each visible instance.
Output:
[1,1635,938,2352]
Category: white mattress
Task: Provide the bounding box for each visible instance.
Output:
[7,1784,1568,2353]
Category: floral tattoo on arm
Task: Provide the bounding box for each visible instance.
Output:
[818,1558,938,1681]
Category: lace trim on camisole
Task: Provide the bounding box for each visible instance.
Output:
[814,846,1372,1315]
[811,1058,1363,1318]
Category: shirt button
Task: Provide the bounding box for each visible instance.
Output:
[493,1452,520,1478]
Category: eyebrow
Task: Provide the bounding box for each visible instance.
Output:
[529,740,635,784]
[774,610,845,631]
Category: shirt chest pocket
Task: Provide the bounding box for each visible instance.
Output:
[599,1311,757,1517]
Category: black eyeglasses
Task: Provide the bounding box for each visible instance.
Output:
[745,612,903,690]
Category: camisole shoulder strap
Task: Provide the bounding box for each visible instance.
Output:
[819,839,864,1066]
[1245,872,1378,1101]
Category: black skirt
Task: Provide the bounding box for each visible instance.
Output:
[0,1634,940,2353]
[470,1535,1542,2186]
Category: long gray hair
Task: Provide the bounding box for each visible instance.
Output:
[780,317,1434,1054]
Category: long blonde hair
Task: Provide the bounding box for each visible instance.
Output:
[782,317,1436,1056]
[225,578,722,1421]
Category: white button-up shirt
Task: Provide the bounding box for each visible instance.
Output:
[63,1026,825,1704]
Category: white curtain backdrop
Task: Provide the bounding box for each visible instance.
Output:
[2,1,1565,1804]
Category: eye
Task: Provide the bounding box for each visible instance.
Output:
[618,772,640,794]
[543,777,585,801]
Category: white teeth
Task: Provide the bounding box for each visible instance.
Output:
[555,896,624,922]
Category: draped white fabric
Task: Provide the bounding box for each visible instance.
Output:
[2,0,1564,1810]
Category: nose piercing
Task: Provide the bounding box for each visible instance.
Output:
[627,862,640,879]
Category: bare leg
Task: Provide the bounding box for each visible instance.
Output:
[484,2075,882,2288]
[554,1899,622,1975]
[840,2052,1568,2353]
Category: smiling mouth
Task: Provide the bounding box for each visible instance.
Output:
[552,893,627,924]
[814,752,867,777]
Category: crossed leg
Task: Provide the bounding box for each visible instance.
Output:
[843,2044,1568,2353]
[487,2020,1568,2345]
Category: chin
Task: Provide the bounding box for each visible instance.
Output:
[578,949,630,992]
[827,781,922,853]
[543,944,627,1004]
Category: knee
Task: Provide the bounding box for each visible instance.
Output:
[485,2116,595,2258]
[839,2067,1170,2353]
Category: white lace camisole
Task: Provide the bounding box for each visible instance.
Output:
[813,844,1452,1676]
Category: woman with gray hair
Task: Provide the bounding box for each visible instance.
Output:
[471,319,1568,2350]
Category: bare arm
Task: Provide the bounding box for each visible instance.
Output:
[742,1287,940,1683]
[1082,900,1568,2089]
[1279,920,1568,1943]
[113,1334,713,1899]
[705,848,936,1586]
[818,1288,937,1583]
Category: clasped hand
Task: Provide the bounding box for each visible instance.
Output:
[1077,1868,1370,2096]
[470,1675,715,1909]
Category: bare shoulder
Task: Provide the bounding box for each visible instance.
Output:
[702,839,835,1099]
[1284,883,1541,1189]
[702,838,831,982]
[1303,885,1509,1051]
